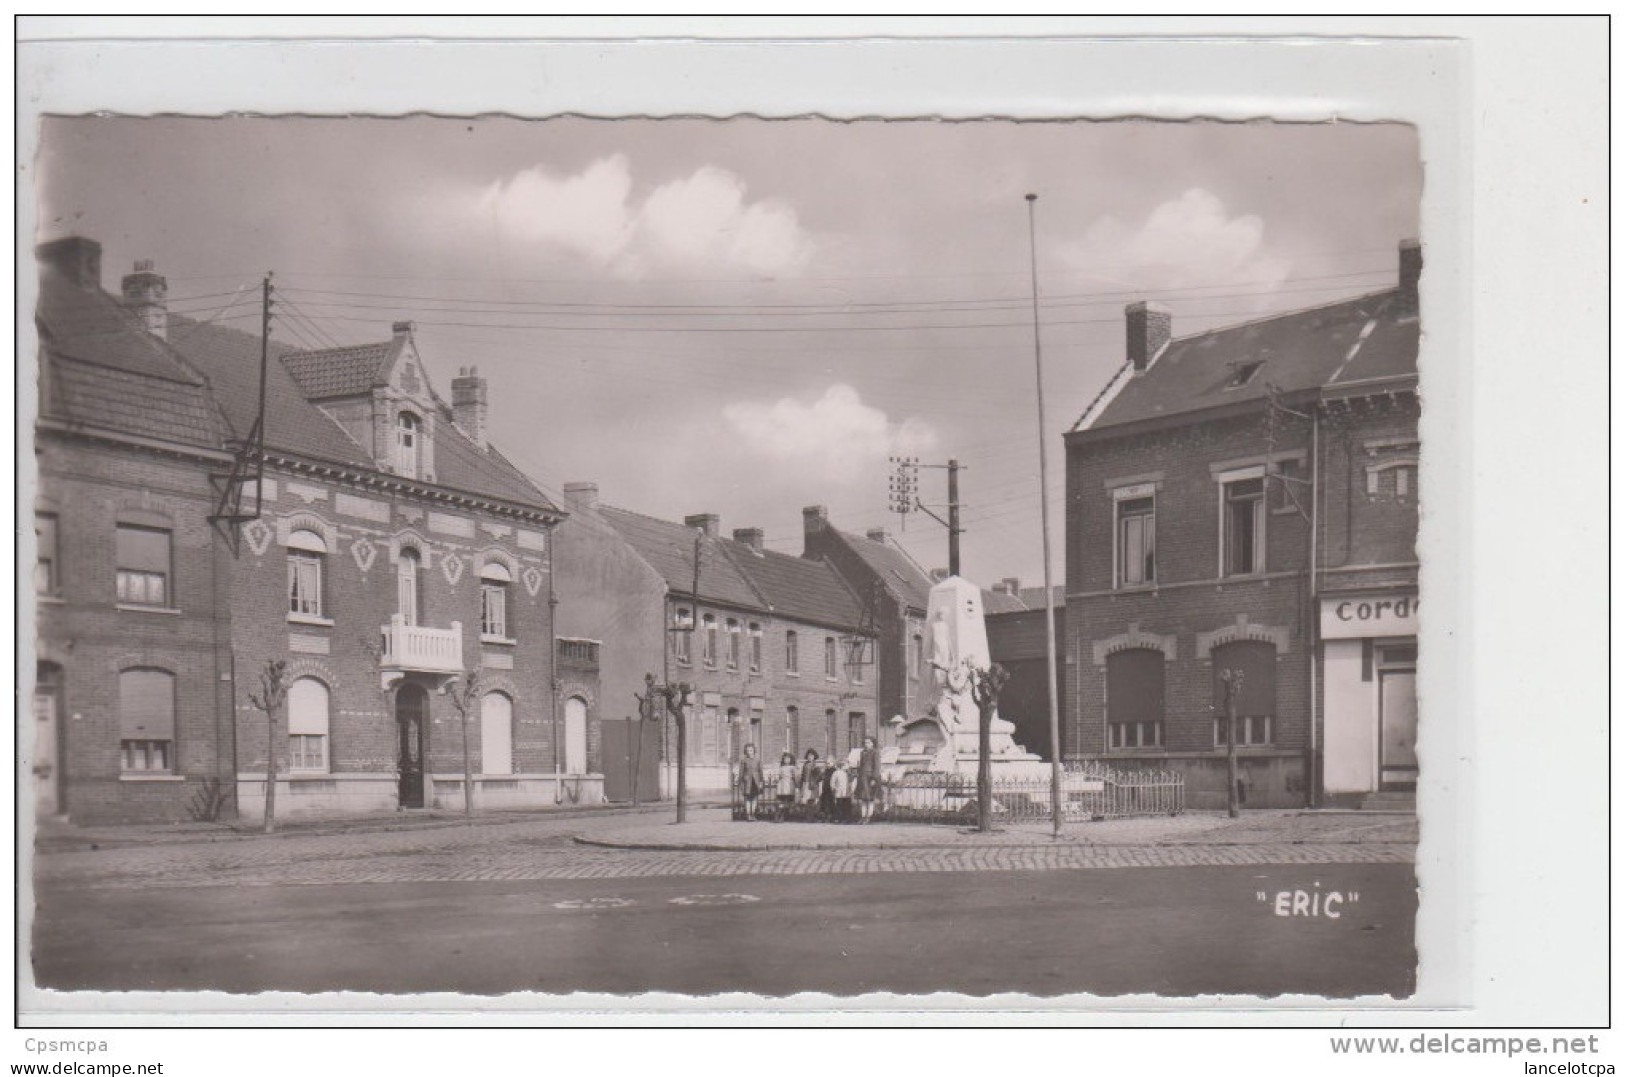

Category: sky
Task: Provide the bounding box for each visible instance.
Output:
[35,116,1421,587]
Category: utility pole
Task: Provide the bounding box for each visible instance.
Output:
[1025,193,1066,839]
[890,455,964,577]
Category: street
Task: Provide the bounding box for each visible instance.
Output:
[29,810,1416,998]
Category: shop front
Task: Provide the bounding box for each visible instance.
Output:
[1320,592,1419,803]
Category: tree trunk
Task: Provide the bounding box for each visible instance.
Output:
[1226,692,1240,820]
[675,716,688,824]
[977,698,993,833]
[461,703,474,816]
[263,709,278,834]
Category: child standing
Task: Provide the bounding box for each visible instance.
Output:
[830,760,853,824]
[774,752,798,821]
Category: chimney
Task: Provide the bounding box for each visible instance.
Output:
[732,527,764,553]
[562,481,599,511]
[451,365,489,449]
[929,568,950,583]
[866,528,888,543]
[392,320,415,338]
[802,505,829,536]
[1125,301,1172,372]
[37,236,102,291]
[999,577,1021,595]
[684,513,720,538]
[121,260,168,340]
[1398,238,1423,321]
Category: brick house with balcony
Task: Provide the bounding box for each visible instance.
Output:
[1063,242,1421,809]
[559,487,879,795]
[31,236,598,823]
[31,237,237,824]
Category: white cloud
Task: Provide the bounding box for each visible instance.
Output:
[1057,187,1292,292]
[722,384,937,485]
[471,155,815,279]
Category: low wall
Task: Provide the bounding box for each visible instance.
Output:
[236,772,607,817]
[1073,751,1308,810]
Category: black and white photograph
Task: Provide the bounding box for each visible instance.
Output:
[13,17,1609,1057]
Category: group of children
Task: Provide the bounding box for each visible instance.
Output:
[734,738,883,823]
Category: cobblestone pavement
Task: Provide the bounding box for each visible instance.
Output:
[32,808,1413,893]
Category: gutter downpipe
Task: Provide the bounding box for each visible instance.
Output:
[1309,407,1321,808]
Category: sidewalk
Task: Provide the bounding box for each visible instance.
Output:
[574,806,1418,851]
[32,799,697,853]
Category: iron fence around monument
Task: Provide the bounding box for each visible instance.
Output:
[730,761,1182,824]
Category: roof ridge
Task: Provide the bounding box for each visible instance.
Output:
[1165,286,1395,347]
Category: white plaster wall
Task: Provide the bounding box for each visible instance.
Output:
[1322,640,1377,794]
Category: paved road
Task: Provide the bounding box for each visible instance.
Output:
[33,863,1415,997]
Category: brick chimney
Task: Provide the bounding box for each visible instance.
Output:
[802,505,829,536]
[866,528,888,543]
[732,527,764,553]
[392,321,415,339]
[1125,301,1172,372]
[451,365,489,449]
[37,236,102,291]
[685,513,720,538]
[562,481,598,511]
[998,577,1021,595]
[121,260,168,340]
[1398,238,1423,322]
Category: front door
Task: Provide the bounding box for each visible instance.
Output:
[33,664,63,816]
[1378,669,1418,790]
[396,683,428,808]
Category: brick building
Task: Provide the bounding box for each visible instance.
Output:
[32,236,596,823]
[1063,242,1421,809]
[565,488,880,795]
[32,238,237,824]
[983,580,1066,761]
[799,509,934,742]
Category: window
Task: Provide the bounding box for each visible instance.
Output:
[702,614,718,667]
[1211,640,1277,747]
[1222,475,1265,576]
[287,529,327,619]
[396,412,421,478]
[397,548,420,625]
[119,668,175,772]
[36,513,58,595]
[1225,360,1265,388]
[115,525,171,606]
[726,619,741,670]
[909,632,923,682]
[480,563,511,640]
[785,630,799,674]
[1116,495,1156,586]
[847,639,866,685]
[287,677,331,773]
[786,705,800,756]
[748,623,763,672]
[824,708,838,756]
[673,607,693,665]
[848,712,867,752]
[481,692,514,775]
[824,636,838,679]
[1107,648,1165,750]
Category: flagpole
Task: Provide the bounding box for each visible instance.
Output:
[1026,193,1065,838]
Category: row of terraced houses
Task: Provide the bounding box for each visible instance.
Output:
[29,234,1420,824]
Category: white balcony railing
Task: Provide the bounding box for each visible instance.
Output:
[380,615,463,675]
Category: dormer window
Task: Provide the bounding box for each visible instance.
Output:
[1225,361,1265,389]
[396,411,421,478]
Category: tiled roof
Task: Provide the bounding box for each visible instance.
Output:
[723,542,867,632]
[829,530,933,612]
[981,589,1030,615]
[282,340,399,399]
[596,506,763,611]
[1077,289,1419,433]
[166,316,559,514]
[36,269,224,449]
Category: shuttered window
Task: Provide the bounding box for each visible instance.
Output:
[287,677,330,772]
[119,668,175,771]
[1212,640,1277,746]
[1107,648,1165,750]
[116,526,171,606]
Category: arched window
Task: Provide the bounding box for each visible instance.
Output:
[1212,640,1277,746]
[288,677,331,772]
[702,614,718,667]
[119,668,175,772]
[480,562,512,640]
[726,619,741,670]
[563,696,588,775]
[396,411,421,478]
[1106,648,1165,750]
[397,548,420,625]
[481,692,514,775]
[287,528,327,619]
